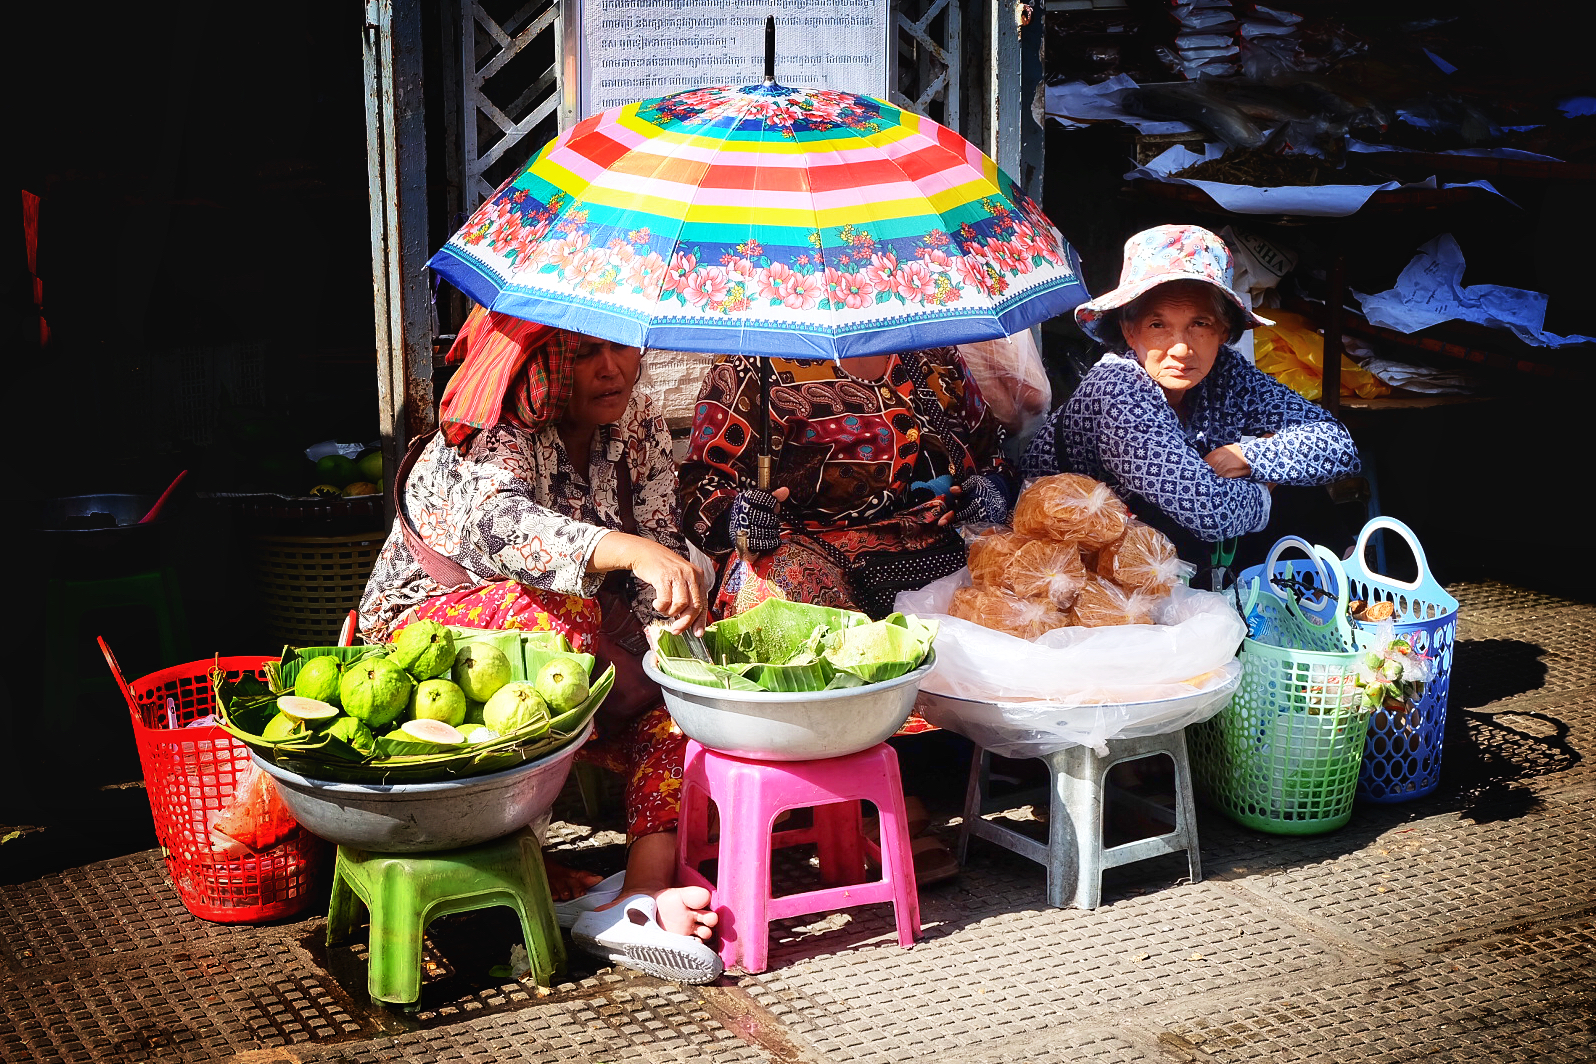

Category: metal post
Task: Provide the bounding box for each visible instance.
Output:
[365,0,435,522]
[991,0,1021,178]
[1322,223,1346,416]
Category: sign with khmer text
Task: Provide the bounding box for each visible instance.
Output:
[576,0,889,118]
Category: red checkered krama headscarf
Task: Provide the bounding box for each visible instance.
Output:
[437,305,583,446]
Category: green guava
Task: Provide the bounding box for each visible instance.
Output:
[390,619,456,680]
[463,699,486,726]
[452,642,512,702]
[535,656,590,713]
[275,696,339,725]
[339,656,414,727]
[482,681,550,735]
[397,718,464,745]
[262,712,305,742]
[295,656,343,705]
[411,678,468,727]
[325,715,376,756]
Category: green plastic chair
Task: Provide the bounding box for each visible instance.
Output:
[47,569,188,730]
[326,827,565,1004]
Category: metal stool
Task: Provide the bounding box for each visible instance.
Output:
[958,730,1202,910]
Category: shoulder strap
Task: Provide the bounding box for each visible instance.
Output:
[898,349,975,476]
[394,433,475,588]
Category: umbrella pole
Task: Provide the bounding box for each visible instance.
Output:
[757,356,774,491]
[757,14,776,494]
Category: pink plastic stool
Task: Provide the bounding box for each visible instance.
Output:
[676,740,921,974]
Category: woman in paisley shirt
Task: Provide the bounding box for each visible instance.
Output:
[679,347,1016,621]
[359,306,722,983]
[678,346,1016,885]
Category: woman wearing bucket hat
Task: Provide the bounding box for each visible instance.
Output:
[1021,224,1361,582]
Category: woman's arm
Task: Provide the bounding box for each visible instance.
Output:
[1230,359,1362,485]
[617,393,705,631]
[1088,365,1271,542]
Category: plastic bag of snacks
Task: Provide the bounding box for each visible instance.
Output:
[949,585,1071,640]
[1070,574,1159,628]
[1011,473,1130,549]
[1003,538,1088,609]
[1097,521,1183,596]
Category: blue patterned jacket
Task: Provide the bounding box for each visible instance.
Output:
[1020,349,1361,542]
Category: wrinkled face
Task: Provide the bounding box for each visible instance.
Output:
[1121,282,1228,402]
[566,336,643,430]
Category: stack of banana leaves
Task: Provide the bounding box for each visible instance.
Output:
[650,598,937,693]
[215,626,613,784]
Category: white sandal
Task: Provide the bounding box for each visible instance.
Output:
[570,893,724,984]
[552,871,626,929]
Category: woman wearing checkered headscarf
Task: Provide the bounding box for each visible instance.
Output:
[357,305,724,984]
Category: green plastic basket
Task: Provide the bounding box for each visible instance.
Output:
[1190,538,1371,835]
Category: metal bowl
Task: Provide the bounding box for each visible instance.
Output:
[642,653,935,761]
[252,723,592,851]
[37,494,164,574]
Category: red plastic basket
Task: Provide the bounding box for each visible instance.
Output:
[106,647,327,923]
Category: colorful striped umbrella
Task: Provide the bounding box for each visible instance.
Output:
[428,80,1087,360]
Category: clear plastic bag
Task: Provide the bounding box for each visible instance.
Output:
[1097,521,1183,596]
[1003,538,1087,609]
[208,763,301,856]
[897,570,1246,754]
[950,584,1072,639]
[954,331,1052,439]
[1071,574,1158,627]
[1012,473,1129,549]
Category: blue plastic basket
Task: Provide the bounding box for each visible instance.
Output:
[1341,518,1459,803]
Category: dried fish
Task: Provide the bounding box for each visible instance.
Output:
[1122,84,1267,149]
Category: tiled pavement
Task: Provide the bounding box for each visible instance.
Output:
[2,581,1592,1063]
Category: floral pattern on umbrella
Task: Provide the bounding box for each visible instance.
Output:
[430,82,1087,359]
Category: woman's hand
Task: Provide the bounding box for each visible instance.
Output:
[921,475,1011,527]
[1204,443,1252,478]
[729,486,790,564]
[589,532,706,635]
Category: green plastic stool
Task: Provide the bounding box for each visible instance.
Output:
[326,828,566,1004]
[46,569,188,731]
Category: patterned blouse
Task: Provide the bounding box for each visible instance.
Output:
[1021,348,1361,542]
[359,392,685,642]
[679,347,1011,552]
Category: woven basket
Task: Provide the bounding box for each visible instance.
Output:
[251,532,384,647]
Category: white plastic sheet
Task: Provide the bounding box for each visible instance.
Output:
[1355,234,1596,348]
[1126,145,1511,218]
[896,571,1246,755]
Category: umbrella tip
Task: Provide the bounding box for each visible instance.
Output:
[764,15,775,83]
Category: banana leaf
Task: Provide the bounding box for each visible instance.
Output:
[268,644,387,695]
[651,651,765,692]
[821,615,938,684]
[746,653,835,692]
[374,734,467,758]
[214,662,614,784]
[703,598,868,666]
